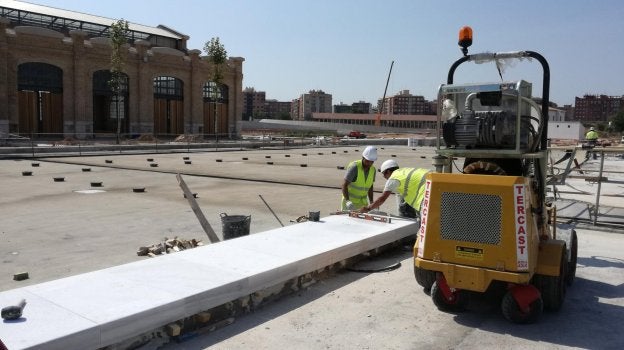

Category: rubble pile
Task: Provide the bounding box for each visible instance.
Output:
[137,237,204,257]
[174,134,204,143]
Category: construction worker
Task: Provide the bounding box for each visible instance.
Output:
[341,146,377,211]
[585,127,599,144]
[585,127,599,159]
[360,159,429,218]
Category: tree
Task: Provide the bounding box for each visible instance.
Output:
[203,37,228,139]
[611,110,624,132]
[109,19,129,144]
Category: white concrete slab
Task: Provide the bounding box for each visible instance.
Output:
[0,215,417,349]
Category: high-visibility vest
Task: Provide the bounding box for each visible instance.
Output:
[389,168,430,210]
[342,160,375,209]
[585,130,598,141]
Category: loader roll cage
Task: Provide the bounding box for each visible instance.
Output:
[443,50,551,222]
[447,51,550,151]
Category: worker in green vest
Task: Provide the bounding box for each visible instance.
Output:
[341,146,377,211]
[585,127,599,143]
[585,127,599,159]
[360,159,430,218]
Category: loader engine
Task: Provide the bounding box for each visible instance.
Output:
[443,110,535,149]
[439,82,540,152]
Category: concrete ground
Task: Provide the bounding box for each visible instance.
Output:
[1,145,623,349]
[167,227,624,350]
[0,145,436,291]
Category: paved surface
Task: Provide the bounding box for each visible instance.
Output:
[1,145,623,349]
[0,215,416,349]
[0,145,436,291]
[166,227,624,350]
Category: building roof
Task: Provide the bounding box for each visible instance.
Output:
[313,113,437,121]
[0,0,186,40]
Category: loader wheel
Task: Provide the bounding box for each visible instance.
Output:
[557,229,578,286]
[414,265,436,292]
[566,230,578,286]
[533,249,567,311]
[431,280,468,312]
[501,291,543,324]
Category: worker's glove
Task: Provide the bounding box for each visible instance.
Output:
[345,201,355,210]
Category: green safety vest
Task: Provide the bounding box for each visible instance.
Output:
[342,160,375,209]
[585,130,598,140]
[389,168,430,210]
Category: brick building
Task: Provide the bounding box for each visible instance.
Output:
[574,94,624,122]
[292,90,332,121]
[378,90,434,115]
[242,87,265,120]
[0,0,244,138]
[333,101,371,114]
[265,99,291,119]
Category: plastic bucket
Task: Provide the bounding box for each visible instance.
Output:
[220,213,251,240]
[308,211,320,222]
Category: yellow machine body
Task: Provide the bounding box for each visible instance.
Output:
[414,172,564,292]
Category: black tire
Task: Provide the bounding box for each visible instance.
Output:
[533,248,567,311]
[431,280,468,312]
[414,265,436,292]
[557,228,578,286]
[566,230,578,286]
[501,290,543,324]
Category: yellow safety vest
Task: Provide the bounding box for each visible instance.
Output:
[389,168,430,210]
[342,160,375,209]
[585,130,598,141]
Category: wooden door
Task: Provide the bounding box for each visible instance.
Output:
[218,103,228,134]
[170,100,184,135]
[153,98,167,135]
[18,91,37,135]
[41,92,63,135]
[203,101,215,135]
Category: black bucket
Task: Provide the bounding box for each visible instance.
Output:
[220,213,251,240]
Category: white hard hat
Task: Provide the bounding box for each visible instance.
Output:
[380,159,399,173]
[590,127,595,131]
[362,146,378,161]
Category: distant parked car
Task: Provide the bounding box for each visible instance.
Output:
[348,131,366,139]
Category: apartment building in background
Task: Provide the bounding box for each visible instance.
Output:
[242,87,266,120]
[292,90,332,120]
[265,99,291,119]
[378,90,434,115]
[574,94,624,122]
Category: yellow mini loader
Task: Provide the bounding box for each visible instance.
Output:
[413,27,577,323]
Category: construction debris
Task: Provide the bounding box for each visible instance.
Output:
[290,215,309,223]
[137,237,203,257]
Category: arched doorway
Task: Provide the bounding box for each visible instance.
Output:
[153,76,184,136]
[203,81,229,137]
[92,70,129,134]
[17,62,63,137]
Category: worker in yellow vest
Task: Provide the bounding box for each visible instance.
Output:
[585,127,599,159]
[341,146,377,211]
[585,127,599,143]
[360,159,430,218]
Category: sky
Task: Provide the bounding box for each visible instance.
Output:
[23,0,624,107]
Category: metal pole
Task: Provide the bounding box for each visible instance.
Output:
[375,61,394,127]
[593,151,605,225]
[258,194,285,227]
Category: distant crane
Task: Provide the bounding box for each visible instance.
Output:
[375,61,394,127]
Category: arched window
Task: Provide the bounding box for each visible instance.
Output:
[18,62,62,93]
[93,70,128,95]
[154,76,183,99]
[202,81,229,103]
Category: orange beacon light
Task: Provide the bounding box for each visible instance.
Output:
[458,26,473,56]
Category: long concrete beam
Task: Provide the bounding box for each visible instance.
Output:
[0,215,417,349]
